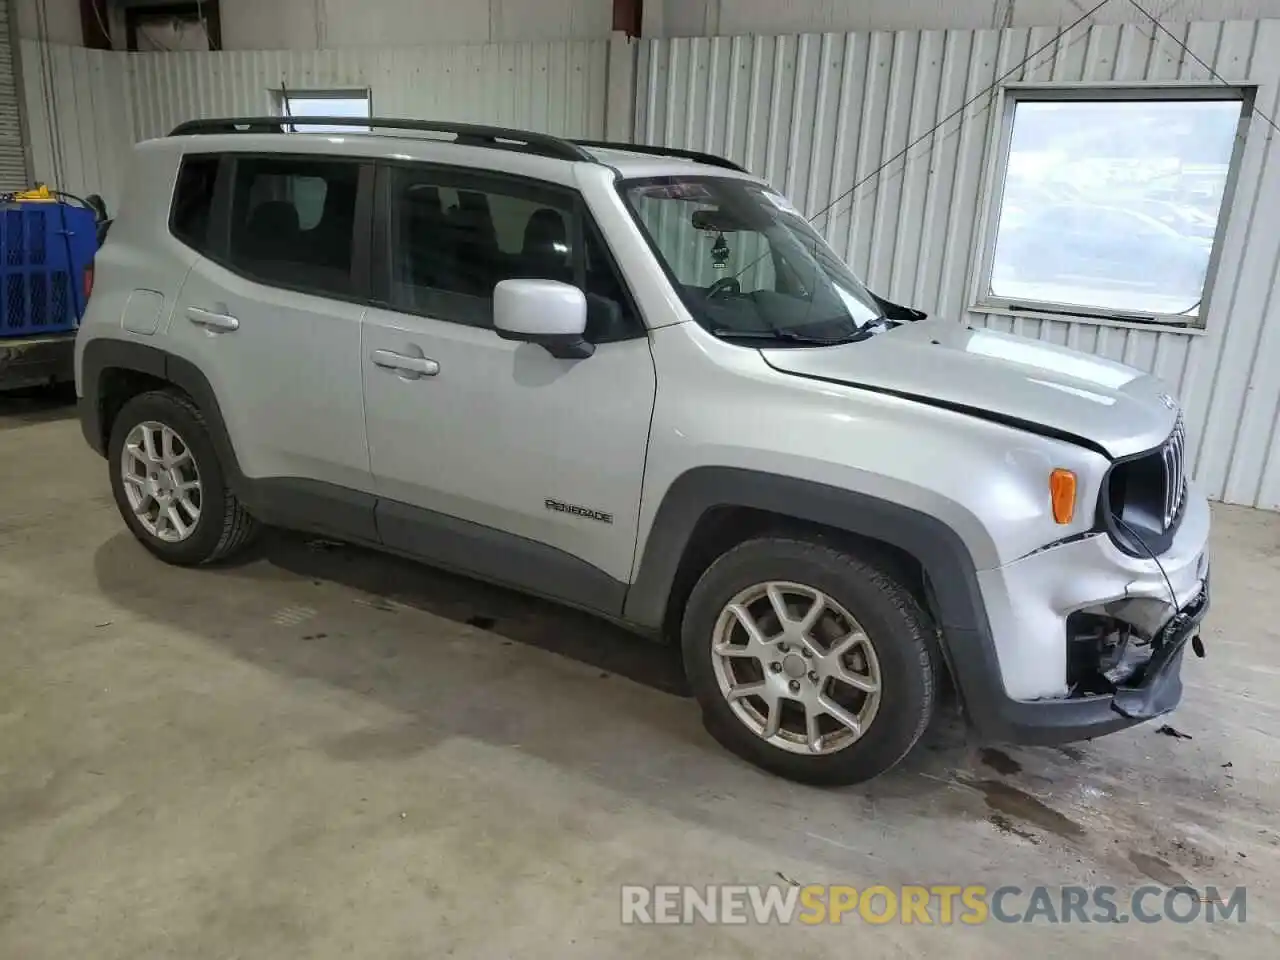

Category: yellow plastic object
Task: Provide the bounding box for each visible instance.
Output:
[1049,469,1077,525]
[13,184,54,202]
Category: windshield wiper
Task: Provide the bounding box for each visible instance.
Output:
[711,326,881,346]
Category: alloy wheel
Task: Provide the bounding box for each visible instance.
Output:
[120,420,203,543]
[710,581,882,755]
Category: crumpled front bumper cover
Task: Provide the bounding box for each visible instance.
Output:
[1110,574,1209,721]
[957,572,1209,746]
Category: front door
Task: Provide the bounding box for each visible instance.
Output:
[362,164,656,613]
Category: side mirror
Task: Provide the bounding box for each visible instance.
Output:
[871,292,927,322]
[494,279,594,360]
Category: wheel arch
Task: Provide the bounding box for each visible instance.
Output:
[80,339,246,494]
[623,467,993,644]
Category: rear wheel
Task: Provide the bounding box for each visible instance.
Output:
[681,536,936,785]
[108,390,258,565]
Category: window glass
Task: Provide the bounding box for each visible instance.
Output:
[170,155,219,251]
[289,177,328,230]
[228,157,360,296]
[986,96,1244,320]
[390,169,635,341]
[622,177,883,344]
[282,92,371,133]
[629,190,776,293]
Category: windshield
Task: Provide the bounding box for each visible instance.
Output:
[621,176,887,345]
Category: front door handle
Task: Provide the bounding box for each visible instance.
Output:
[186,306,240,332]
[370,349,439,377]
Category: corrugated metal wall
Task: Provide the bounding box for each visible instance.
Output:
[127,41,610,142]
[635,20,1280,509]
[16,24,1280,509]
[19,39,611,212]
[19,42,133,208]
[0,0,31,190]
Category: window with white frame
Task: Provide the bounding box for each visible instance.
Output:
[279,89,372,133]
[974,87,1250,326]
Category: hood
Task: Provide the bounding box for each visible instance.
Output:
[761,319,1179,458]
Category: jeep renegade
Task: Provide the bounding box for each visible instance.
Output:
[75,118,1211,784]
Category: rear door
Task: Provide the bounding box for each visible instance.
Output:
[360,163,656,611]
[167,153,376,523]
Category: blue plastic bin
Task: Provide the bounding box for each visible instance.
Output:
[0,201,98,339]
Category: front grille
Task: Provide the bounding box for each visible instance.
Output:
[1102,414,1189,556]
[1161,415,1188,529]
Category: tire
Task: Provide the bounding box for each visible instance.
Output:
[107,389,259,565]
[681,536,937,786]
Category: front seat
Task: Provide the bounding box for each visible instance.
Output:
[520,208,572,283]
[448,191,500,296]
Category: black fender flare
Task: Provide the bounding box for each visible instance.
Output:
[621,467,1009,721]
[79,339,247,495]
[622,467,989,633]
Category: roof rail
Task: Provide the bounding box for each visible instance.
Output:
[167,117,596,163]
[571,139,748,173]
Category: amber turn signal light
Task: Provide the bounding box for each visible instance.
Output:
[1050,469,1077,524]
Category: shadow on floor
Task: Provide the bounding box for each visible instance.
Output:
[0,383,77,429]
[244,528,693,696]
[80,520,1263,895]
[92,527,977,815]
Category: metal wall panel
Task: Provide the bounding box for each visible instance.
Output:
[644,0,1280,37]
[126,40,611,143]
[18,38,609,220]
[19,42,133,209]
[0,0,30,191]
[636,20,1280,510]
[218,0,613,49]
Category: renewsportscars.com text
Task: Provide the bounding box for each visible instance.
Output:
[620,884,1247,925]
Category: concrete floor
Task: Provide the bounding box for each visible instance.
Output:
[0,393,1276,959]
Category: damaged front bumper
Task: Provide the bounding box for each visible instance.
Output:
[953,489,1211,745]
[1109,574,1208,722]
[958,573,1208,745]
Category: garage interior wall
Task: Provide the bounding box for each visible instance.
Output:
[0,0,31,190]
[19,42,131,204]
[126,41,610,142]
[19,36,614,211]
[637,17,1280,509]
[9,0,616,46]
[215,0,615,48]
[643,0,1280,36]
[14,7,1280,511]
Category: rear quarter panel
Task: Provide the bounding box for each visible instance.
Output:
[75,141,198,393]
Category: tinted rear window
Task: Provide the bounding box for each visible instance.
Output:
[226,157,360,297]
[170,155,219,251]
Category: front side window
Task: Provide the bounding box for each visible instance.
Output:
[389,168,635,342]
[621,177,885,346]
[227,157,360,296]
[979,89,1249,324]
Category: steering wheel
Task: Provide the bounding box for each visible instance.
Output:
[707,276,742,299]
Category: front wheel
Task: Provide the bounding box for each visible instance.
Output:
[681,537,937,785]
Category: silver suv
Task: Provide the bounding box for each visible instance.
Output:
[75,118,1211,784]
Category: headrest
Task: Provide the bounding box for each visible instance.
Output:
[522,208,568,257]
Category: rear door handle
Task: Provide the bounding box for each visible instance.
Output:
[186,306,240,332]
[370,349,439,377]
